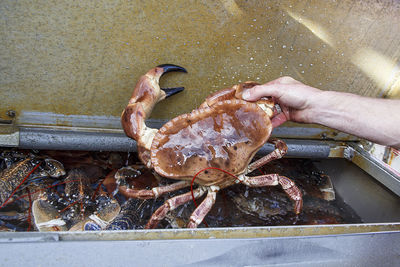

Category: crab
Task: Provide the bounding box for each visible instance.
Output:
[121,64,303,228]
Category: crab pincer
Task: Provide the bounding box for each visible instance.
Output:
[157,64,187,97]
[121,64,187,165]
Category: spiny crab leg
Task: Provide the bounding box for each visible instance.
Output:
[241,138,302,213]
[118,181,191,199]
[247,138,288,173]
[187,186,219,228]
[145,187,207,229]
[237,174,303,214]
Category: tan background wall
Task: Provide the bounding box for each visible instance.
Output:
[1,0,399,126]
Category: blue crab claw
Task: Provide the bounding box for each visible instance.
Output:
[157,64,187,98]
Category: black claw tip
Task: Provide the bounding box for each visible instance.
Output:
[161,87,185,98]
[157,64,187,74]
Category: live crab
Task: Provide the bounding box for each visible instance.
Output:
[120,64,303,228]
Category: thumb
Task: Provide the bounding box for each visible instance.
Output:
[242,84,278,101]
[242,76,299,101]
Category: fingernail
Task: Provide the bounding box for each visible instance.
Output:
[242,90,250,99]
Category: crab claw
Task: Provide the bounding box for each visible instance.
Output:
[157,64,187,74]
[121,64,187,166]
[157,64,187,98]
[161,87,185,98]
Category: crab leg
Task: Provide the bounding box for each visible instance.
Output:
[119,181,191,199]
[247,138,288,173]
[145,187,206,229]
[187,186,219,228]
[238,174,302,214]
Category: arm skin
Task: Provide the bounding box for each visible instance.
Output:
[242,76,400,149]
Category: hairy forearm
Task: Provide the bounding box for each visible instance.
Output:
[310,91,400,148]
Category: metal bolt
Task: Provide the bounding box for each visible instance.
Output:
[6,110,16,118]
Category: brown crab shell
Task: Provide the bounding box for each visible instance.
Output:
[150,99,272,188]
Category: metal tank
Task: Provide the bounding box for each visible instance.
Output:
[1,0,400,265]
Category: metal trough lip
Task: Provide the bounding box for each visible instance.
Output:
[1,231,400,267]
[1,223,400,243]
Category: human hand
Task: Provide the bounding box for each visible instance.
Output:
[242,77,323,127]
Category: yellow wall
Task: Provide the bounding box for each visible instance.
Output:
[1,0,399,125]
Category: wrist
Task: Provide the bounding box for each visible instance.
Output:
[307,90,349,125]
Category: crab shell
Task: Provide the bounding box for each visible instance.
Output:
[150,82,275,188]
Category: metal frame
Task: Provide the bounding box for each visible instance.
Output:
[0,230,399,266]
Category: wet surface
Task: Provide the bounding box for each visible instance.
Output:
[0,148,361,231]
[1,0,399,125]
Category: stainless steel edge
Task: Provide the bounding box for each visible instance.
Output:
[0,130,19,147]
[0,230,399,266]
[0,223,399,242]
[350,143,400,197]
